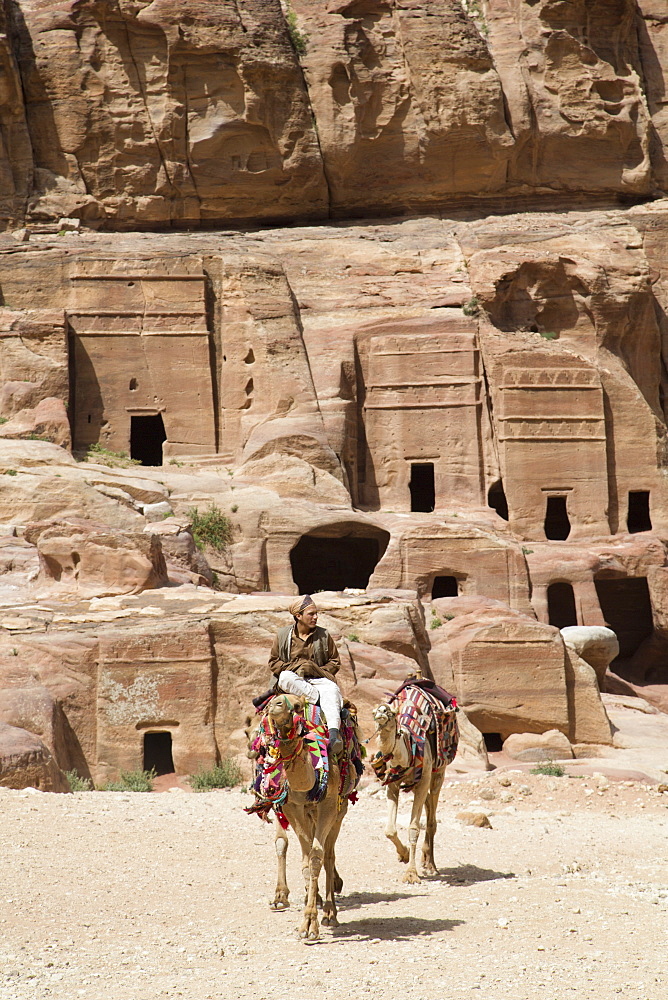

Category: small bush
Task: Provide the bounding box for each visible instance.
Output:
[4,469,17,476]
[189,759,243,791]
[430,614,443,630]
[102,768,156,792]
[539,330,558,340]
[530,762,566,778]
[522,546,534,556]
[65,770,94,791]
[462,296,480,317]
[347,632,360,643]
[0,416,7,425]
[86,442,141,468]
[231,504,238,513]
[285,4,307,55]
[189,503,232,552]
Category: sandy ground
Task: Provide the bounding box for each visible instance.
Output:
[1,760,668,1000]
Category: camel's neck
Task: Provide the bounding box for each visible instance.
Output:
[279,735,315,792]
[378,721,411,769]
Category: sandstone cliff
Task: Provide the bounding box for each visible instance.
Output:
[0,0,667,228]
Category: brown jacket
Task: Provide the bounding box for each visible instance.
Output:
[269,624,341,680]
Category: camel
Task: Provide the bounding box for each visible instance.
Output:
[372,686,456,884]
[246,694,349,939]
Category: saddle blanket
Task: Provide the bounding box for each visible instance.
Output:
[245,702,364,826]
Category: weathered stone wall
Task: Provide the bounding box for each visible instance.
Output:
[0,0,667,228]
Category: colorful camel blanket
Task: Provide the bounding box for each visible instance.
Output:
[245,702,364,826]
[371,683,459,791]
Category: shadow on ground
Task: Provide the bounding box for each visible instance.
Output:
[333,916,464,941]
[337,890,421,911]
[433,864,515,886]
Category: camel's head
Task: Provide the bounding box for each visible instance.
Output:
[372,702,397,732]
[266,693,306,738]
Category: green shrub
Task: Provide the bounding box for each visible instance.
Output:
[285,4,307,55]
[189,759,243,791]
[102,768,156,792]
[539,330,558,340]
[347,632,360,643]
[430,613,443,630]
[189,503,232,552]
[0,416,7,425]
[462,296,480,317]
[4,469,17,476]
[65,770,94,791]
[530,762,566,777]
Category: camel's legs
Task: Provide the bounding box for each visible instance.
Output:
[421,769,444,876]
[403,765,432,884]
[384,782,409,864]
[270,817,290,910]
[300,771,341,940]
[322,805,347,927]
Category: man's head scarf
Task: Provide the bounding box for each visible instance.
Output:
[289,594,317,618]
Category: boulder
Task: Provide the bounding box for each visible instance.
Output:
[560,626,620,687]
[0,721,70,792]
[0,397,71,449]
[25,519,168,597]
[503,730,574,763]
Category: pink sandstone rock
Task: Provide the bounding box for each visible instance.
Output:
[0,721,69,791]
[25,518,168,597]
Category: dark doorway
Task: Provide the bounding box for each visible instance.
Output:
[432,576,459,598]
[627,491,652,533]
[544,495,571,540]
[410,463,435,513]
[143,731,175,775]
[488,480,509,521]
[290,533,387,593]
[130,414,166,466]
[595,577,653,660]
[547,581,578,629]
[483,733,503,752]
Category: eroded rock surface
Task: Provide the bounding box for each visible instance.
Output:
[0,0,667,227]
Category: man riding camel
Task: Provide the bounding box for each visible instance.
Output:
[268,594,344,755]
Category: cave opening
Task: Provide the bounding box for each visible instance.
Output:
[488,479,509,520]
[547,581,578,629]
[594,576,653,660]
[627,491,652,533]
[483,733,503,752]
[544,495,571,540]
[290,531,388,593]
[410,463,435,513]
[143,731,175,775]
[130,414,166,466]
[432,576,459,599]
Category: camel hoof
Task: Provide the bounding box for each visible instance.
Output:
[397,851,410,864]
[270,899,290,910]
[422,864,437,877]
[322,913,339,927]
[333,874,344,894]
[299,923,320,941]
[402,870,421,885]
